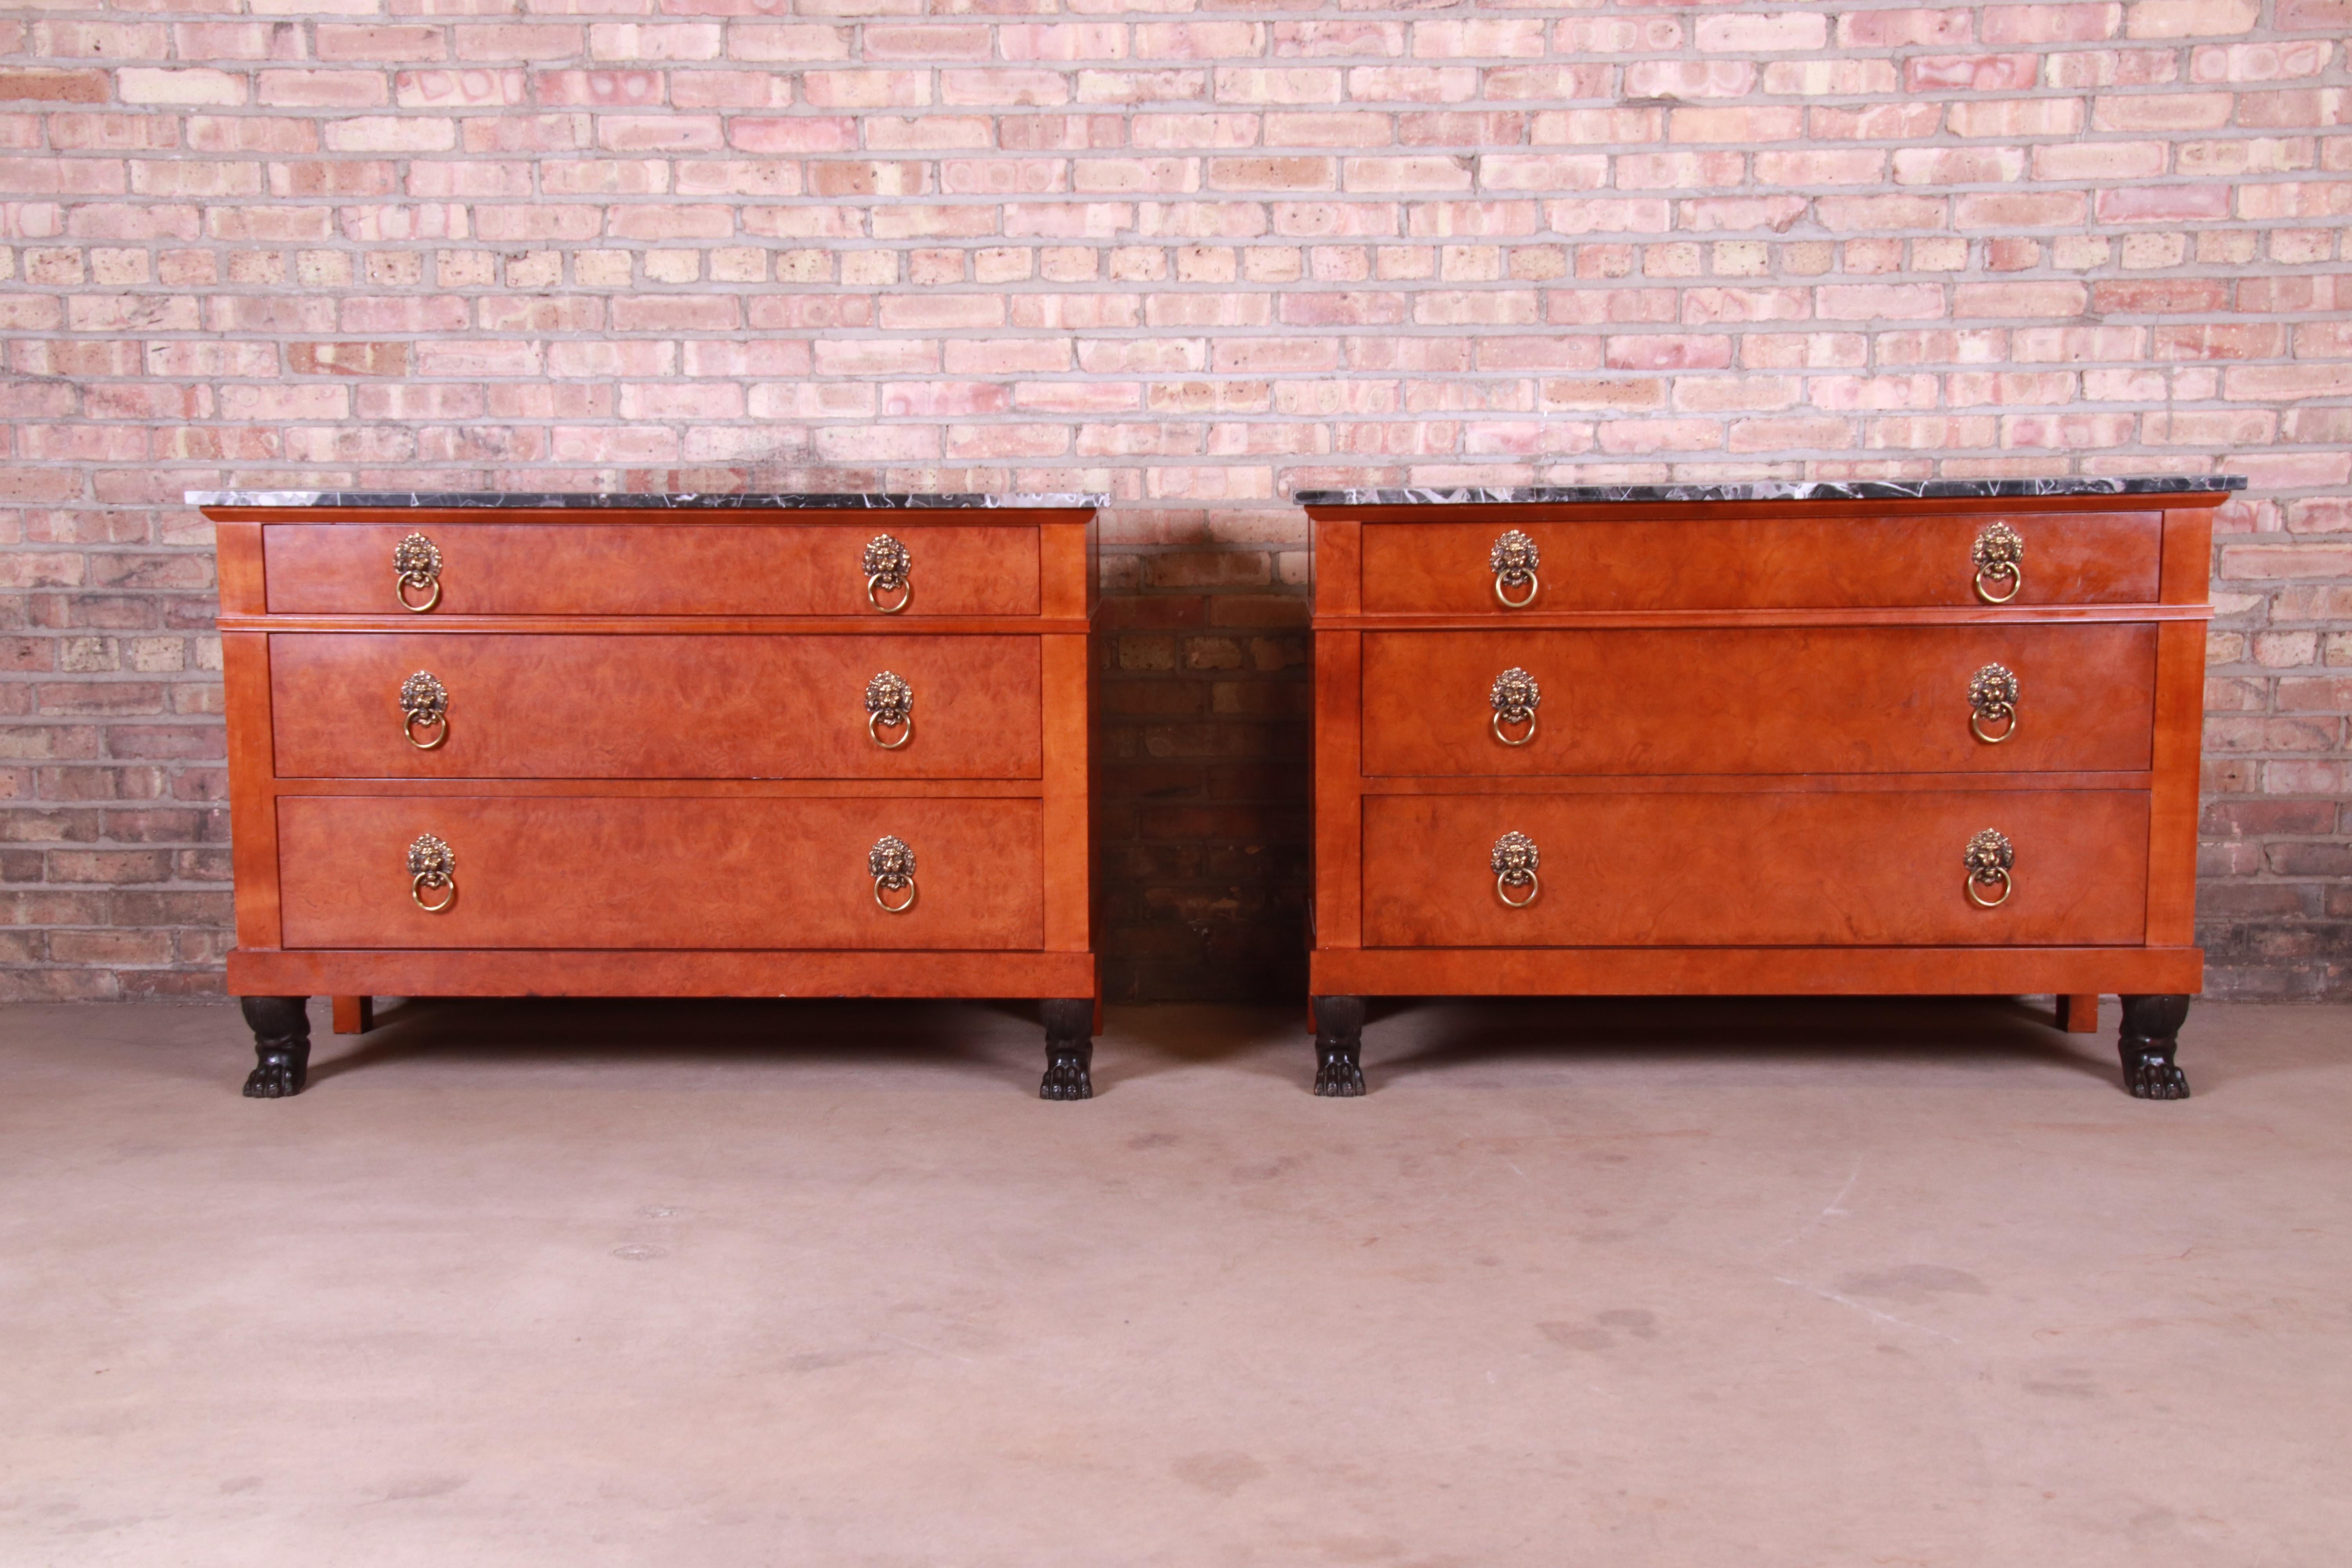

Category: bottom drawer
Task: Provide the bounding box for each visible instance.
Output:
[277,795,1043,950]
[1362,789,2148,947]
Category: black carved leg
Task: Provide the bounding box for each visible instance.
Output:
[240,996,312,1099]
[1040,998,1094,1101]
[2117,994,2191,1100]
[1312,995,1365,1098]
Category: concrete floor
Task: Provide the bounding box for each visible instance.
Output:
[1,996,2346,1566]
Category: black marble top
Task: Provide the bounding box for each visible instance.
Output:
[1292,476,2244,506]
[185,490,1106,510]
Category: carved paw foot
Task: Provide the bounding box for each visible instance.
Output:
[1039,998,1094,1102]
[1314,1048,1364,1098]
[239,996,312,1100]
[2123,1051,2190,1100]
[243,1050,309,1099]
[1040,1052,1093,1101]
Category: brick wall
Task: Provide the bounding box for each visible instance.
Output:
[1,0,2347,1003]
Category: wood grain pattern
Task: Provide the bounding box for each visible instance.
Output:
[269,632,1042,780]
[221,630,283,950]
[1361,789,2150,947]
[1361,624,2157,777]
[1312,630,1364,949]
[1359,511,2163,614]
[277,794,1044,951]
[263,522,1041,617]
[228,946,1096,998]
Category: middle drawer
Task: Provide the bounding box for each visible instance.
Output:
[1361,624,2156,777]
[271,633,1042,780]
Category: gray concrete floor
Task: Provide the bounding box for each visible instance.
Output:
[1,996,2346,1566]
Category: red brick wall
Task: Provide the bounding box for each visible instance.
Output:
[1,1,2346,1002]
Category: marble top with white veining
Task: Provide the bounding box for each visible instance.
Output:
[1292,476,2243,506]
[185,490,1105,509]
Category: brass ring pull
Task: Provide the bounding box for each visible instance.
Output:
[400,671,449,751]
[407,832,456,913]
[865,671,913,749]
[394,532,443,613]
[1964,828,2013,909]
[1490,666,1539,747]
[1971,523,2023,605]
[869,834,917,915]
[1491,829,1540,909]
[1968,662,2019,745]
[1490,529,1540,609]
[862,534,912,615]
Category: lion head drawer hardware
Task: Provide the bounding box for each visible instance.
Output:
[1968,663,2019,744]
[1490,666,1540,746]
[399,670,449,750]
[865,671,914,749]
[1489,530,1540,608]
[407,832,457,913]
[1491,829,1541,908]
[1963,828,2014,908]
[862,534,913,613]
[1971,522,2024,604]
[393,532,443,612]
[869,834,918,913]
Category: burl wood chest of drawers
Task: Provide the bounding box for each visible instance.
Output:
[196,490,1102,1099]
[1298,477,2244,1100]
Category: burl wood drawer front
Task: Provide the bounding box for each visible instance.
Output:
[270,633,1041,780]
[1362,790,2149,947]
[1361,624,2156,777]
[263,523,1040,616]
[1359,513,2161,612]
[277,795,1043,950]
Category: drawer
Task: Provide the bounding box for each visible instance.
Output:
[1361,789,2148,947]
[276,795,1044,950]
[270,633,1041,780]
[1358,512,2161,613]
[1361,624,2156,777]
[263,523,1040,616]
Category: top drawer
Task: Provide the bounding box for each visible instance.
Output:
[263,522,1040,617]
[1357,512,2162,614]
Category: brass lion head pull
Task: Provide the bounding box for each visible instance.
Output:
[408,831,456,913]
[1490,530,1540,608]
[1491,829,1540,908]
[1490,666,1540,746]
[1971,523,2023,604]
[1964,828,2013,908]
[394,532,442,612]
[869,834,917,913]
[862,534,912,613]
[1968,663,2019,744]
[400,670,448,750]
[865,671,913,750]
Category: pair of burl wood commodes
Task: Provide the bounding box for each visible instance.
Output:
[196,475,2239,1104]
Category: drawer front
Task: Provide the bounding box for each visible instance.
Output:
[1362,624,2156,777]
[1359,512,2161,613]
[277,795,1043,950]
[264,523,1040,616]
[1362,789,2148,947]
[270,633,1041,780]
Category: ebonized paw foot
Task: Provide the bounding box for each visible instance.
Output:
[240,996,312,1099]
[1040,998,1094,1101]
[2118,994,2191,1101]
[1311,995,1365,1098]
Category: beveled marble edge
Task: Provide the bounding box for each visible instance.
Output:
[184,490,1107,510]
[1292,476,2246,505]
